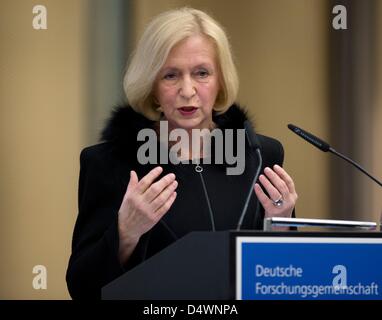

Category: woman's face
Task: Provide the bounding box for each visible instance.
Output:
[154,35,220,132]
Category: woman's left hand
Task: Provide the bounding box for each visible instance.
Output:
[254,165,298,218]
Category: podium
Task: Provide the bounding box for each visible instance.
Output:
[102,231,232,299]
[102,230,382,300]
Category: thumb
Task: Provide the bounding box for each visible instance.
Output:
[127,170,139,191]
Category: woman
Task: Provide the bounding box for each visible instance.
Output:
[66,7,298,299]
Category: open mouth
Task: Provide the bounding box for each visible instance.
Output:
[178,107,197,116]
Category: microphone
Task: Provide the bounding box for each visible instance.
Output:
[288,124,382,187]
[287,124,330,152]
[236,120,263,230]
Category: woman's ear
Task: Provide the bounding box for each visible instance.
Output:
[152,94,162,112]
[153,95,160,105]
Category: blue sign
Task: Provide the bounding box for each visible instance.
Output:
[236,236,382,300]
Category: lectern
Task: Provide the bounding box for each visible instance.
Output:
[102,231,231,299]
[102,228,382,300]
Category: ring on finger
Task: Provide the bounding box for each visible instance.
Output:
[272,196,284,207]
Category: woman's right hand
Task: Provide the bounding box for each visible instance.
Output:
[117,166,178,264]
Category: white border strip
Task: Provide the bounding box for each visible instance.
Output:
[235,236,382,300]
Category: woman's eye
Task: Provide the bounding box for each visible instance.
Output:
[196,70,209,78]
[163,73,177,80]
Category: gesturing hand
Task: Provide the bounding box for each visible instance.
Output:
[118,166,178,243]
[254,165,298,219]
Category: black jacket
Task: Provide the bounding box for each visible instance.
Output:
[66,104,285,299]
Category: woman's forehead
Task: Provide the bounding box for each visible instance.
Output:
[163,35,217,67]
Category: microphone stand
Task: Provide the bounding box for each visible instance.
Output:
[329,147,382,187]
[236,148,262,230]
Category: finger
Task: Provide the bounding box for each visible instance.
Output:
[154,191,177,218]
[126,170,139,193]
[135,166,163,194]
[144,173,176,203]
[150,180,178,212]
[258,174,282,202]
[254,183,272,209]
[273,165,296,194]
[263,167,289,198]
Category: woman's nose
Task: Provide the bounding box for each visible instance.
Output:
[179,76,196,99]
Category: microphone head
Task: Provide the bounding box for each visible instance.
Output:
[244,120,260,150]
[288,124,331,152]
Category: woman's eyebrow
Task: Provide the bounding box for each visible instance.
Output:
[161,63,213,71]
[159,67,179,74]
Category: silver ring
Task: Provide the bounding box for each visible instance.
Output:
[272,197,284,207]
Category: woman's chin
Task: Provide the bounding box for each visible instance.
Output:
[171,118,204,131]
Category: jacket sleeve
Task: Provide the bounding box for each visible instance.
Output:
[66,146,148,299]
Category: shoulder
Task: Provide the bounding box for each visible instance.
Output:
[80,142,112,164]
[257,134,284,166]
[78,142,121,177]
[257,134,284,154]
[79,140,139,182]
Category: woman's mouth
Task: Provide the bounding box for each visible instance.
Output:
[178,107,197,116]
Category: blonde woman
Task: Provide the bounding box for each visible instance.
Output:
[66,7,297,299]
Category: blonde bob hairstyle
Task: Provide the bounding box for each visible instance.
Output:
[123,7,239,121]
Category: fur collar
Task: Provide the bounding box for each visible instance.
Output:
[101,103,253,143]
[99,103,254,162]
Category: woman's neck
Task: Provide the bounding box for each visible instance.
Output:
[154,121,216,161]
